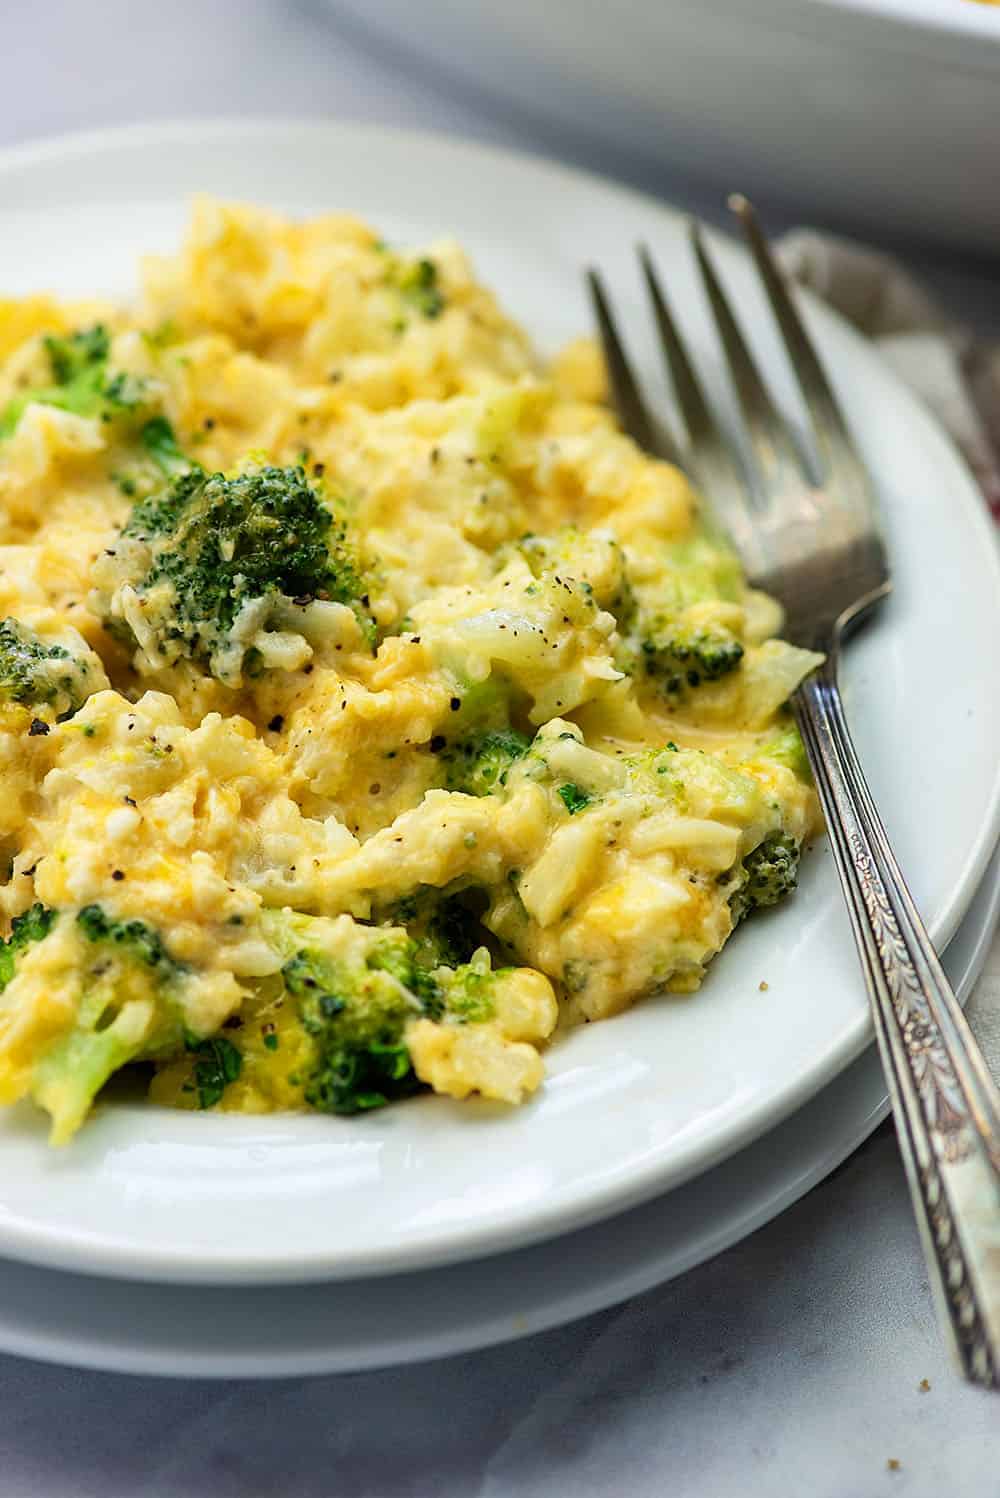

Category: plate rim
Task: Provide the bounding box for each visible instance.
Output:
[0,116,997,1285]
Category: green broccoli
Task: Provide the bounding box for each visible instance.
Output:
[441,728,531,797]
[110,418,196,504]
[433,951,497,1024]
[753,722,812,781]
[76,903,180,974]
[282,938,424,1113]
[490,721,609,813]
[0,618,97,718]
[386,888,486,975]
[261,913,504,1116]
[45,325,110,385]
[395,257,445,319]
[639,624,744,692]
[618,530,747,698]
[0,904,201,1142]
[659,532,744,605]
[183,1033,242,1109]
[0,903,56,992]
[729,833,801,925]
[140,414,194,478]
[92,463,371,684]
[0,324,151,439]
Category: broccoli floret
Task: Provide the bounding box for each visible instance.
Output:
[640,624,744,692]
[281,934,425,1114]
[93,463,370,684]
[0,324,152,439]
[441,728,531,796]
[120,464,341,608]
[395,257,444,319]
[76,903,180,975]
[434,952,497,1024]
[0,904,198,1142]
[0,614,97,719]
[617,530,747,697]
[0,903,56,992]
[658,532,744,606]
[753,723,812,781]
[729,833,800,925]
[261,914,504,1116]
[45,325,110,385]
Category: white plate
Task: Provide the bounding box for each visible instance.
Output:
[0,120,997,1284]
[0,843,995,1378]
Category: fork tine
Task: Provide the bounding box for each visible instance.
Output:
[637,246,750,518]
[728,194,874,498]
[586,268,682,466]
[639,245,723,459]
[688,221,810,488]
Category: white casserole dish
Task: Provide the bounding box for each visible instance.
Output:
[324,0,1000,252]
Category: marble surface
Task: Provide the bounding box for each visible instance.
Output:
[3,2,1000,1492]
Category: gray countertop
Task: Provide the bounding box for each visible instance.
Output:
[3,3,1000,1492]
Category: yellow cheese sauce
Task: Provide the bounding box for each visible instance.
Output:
[0,200,821,1141]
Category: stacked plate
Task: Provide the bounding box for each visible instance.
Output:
[0,122,997,1378]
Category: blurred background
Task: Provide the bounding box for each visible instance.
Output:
[7,0,1000,325]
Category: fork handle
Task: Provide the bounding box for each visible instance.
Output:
[794,660,1000,1389]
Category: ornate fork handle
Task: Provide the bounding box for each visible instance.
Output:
[795,657,1000,1388]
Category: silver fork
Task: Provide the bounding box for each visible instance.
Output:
[588,197,1000,1390]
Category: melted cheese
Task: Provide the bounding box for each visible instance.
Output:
[0,200,822,1130]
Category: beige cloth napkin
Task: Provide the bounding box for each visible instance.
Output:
[778,231,1000,518]
[777,231,1000,1071]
